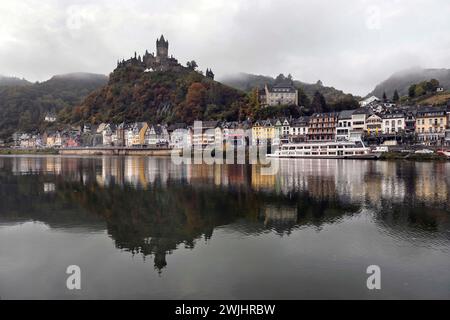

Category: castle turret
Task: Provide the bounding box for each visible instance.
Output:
[156,35,169,61]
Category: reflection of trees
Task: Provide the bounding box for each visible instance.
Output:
[376,201,450,237]
[1,156,450,273]
[0,173,104,229]
[54,179,362,271]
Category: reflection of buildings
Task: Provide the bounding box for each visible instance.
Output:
[379,162,406,202]
[1,155,449,274]
[4,156,450,210]
[10,157,62,175]
[414,162,448,203]
[251,165,276,192]
[43,183,56,193]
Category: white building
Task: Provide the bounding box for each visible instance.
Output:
[101,124,117,146]
[360,96,380,107]
[44,113,57,123]
[192,121,219,147]
[351,109,370,134]
[167,123,188,149]
[145,124,170,146]
[382,112,406,134]
[281,119,291,137]
[336,110,354,141]
[289,117,309,137]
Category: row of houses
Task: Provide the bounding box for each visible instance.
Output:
[12,121,253,149]
[12,104,450,149]
[251,105,450,145]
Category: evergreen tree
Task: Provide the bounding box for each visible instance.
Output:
[275,74,286,83]
[297,87,310,108]
[186,60,198,71]
[392,90,399,102]
[310,91,327,114]
[382,92,387,102]
[408,84,416,98]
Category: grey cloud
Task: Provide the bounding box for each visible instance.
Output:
[0,0,449,95]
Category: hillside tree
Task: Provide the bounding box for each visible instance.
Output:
[392,90,400,102]
[310,91,327,114]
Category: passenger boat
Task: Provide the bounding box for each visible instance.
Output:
[267,140,375,159]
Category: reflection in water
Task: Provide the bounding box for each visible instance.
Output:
[0,156,449,299]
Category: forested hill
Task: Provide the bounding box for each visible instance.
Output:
[220,72,360,103]
[0,73,108,139]
[60,63,249,126]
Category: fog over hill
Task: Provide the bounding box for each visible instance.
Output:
[220,72,360,103]
[370,68,450,99]
[50,73,108,81]
[0,75,31,87]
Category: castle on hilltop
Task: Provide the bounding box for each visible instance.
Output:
[117,35,181,72]
[117,35,214,77]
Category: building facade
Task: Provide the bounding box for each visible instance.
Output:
[336,110,354,141]
[415,106,448,143]
[366,114,382,136]
[265,81,298,106]
[382,112,406,134]
[307,112,339,141]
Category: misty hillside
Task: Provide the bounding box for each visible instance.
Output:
[0,73,108,139]
[370,68,450,98]
[220,72,360,103]
[0,75,31,87]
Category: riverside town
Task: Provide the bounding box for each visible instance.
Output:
[1,0,450,306]
[2,37,450,161]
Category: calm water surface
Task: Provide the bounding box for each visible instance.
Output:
[0,155,449,299]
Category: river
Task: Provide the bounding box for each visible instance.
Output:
[0,155,449,299]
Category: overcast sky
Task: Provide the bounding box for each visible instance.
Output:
[0,0,449,95]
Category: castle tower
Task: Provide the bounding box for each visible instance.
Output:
[156,35,169,61]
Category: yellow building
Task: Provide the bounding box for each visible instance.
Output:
[251,119,276,145]
[415,106,447,143]
[128,122,149,146]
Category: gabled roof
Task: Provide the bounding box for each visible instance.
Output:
[202,120,219,129]
[352,108,372,115]
[168,123,187,131]
[367,113,382,119]
[416,105,448,116]
[361,96,380,104]
[266,81,297,93]
[311,112,339,118]
[291,116,309,127]
[338,110,355,119]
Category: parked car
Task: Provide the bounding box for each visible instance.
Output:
[373,146,389,153]
[415,149,434,154]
